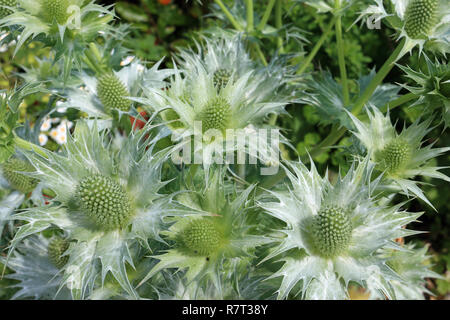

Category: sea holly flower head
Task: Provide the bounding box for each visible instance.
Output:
[176,34,254,87]
[138,169,268,297]
[0,0,114,55]
[62,59,171,130]
[1,156,38,194]
[7,121,178,299]
[356,0,450,54]
[348,105,450,208]
[138,35,296,168]
[258,159,423,299]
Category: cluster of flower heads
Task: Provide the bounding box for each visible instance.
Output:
[0,0,448,301]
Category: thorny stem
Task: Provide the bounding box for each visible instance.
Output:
[253,43,268,66]
[381,92,417,112]
[275,0,284,53]
[297,16,337,75]
[351,38,406,115]
[334,1,349,105]
[246,0,254,32]
[258,0,277,31]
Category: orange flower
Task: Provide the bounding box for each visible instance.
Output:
[158,0,172,5]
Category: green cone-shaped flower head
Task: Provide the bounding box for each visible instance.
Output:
[311,206,352,258]
[41,0,70,25]
[96,73,131,113]
[213,68,232,89]
[48,236,70,269]
[180,219,222,256]
[75,174,132,231]
[377,138,412,174]
[0,0,16,18]
[404,0,439,39]
[198,97,232,133]
[2,157,38,193]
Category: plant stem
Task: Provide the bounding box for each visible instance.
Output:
[351,38,406,115]
[275,0,284,53]
[246,0,254,32]
[334,1,349,105]
[215,0,243,31]
[14,136,48,159]
[258,0,277,31]
[297,16,337,75]
[253,43,268,66]
[381,92,417,112]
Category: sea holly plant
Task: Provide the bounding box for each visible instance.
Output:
[348,106,450,208]
[61,43,172,129]
[5,121,186,299]
[137,34,297,171]
[138,169,269,298]
[258,159,424,299]
[356,0,450,55]
[0,0,449,301]
[0,0,114,56]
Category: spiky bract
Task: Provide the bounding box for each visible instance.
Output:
[1,235,70,299]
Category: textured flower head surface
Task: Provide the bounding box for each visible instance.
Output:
[62,59,173,130]
[258,159,424,299]
[138,35,296,167]
[356,0,450,54]
[138,169,268,298]
[348,105,450,208]
[398,55,450,128]
[0,0,114,55]
[378,244,439,299]
[1,234,71,299]
[7,120,178,299]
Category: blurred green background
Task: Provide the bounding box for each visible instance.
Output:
[0,0,448,299]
